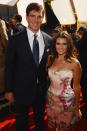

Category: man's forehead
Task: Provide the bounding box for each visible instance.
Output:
[30,10,42,13]
[29,10,43,17]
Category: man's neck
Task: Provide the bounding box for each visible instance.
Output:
[28,27,40,34]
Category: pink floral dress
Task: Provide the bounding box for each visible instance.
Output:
[47,69,76,128]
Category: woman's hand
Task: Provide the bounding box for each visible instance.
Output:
[79,109,82,119]
[74,109,82,121]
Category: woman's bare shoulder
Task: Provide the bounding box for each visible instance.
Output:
[71,58,82,71]
[71,58,80,65]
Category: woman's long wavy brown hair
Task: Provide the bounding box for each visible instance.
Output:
[46,31,78,70]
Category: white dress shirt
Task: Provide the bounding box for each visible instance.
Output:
[26,27,45,63]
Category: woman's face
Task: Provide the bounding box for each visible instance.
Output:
[56,37,68,56]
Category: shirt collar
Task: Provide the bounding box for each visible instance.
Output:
[27,27,41,38]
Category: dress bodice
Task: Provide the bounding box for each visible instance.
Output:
[48,69,73,95]
[48,69,75,110]
[48,69,73,85]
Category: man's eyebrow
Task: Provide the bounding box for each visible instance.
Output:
[29,14,42,18]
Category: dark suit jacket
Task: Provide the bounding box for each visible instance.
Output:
[5,28,53,105]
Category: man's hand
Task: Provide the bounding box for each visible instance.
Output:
[5,92,14,103]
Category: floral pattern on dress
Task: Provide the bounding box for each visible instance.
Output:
[47,69,75,128]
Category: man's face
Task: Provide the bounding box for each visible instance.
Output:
[13,18,17,26]
[26,10,43,33]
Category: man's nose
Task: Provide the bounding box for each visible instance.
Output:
[34,16,38,22]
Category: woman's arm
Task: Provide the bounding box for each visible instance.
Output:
[73,60,82,120]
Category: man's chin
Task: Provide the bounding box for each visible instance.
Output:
[33,27,40,31]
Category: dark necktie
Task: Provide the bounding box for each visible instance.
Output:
[33,34,39,67]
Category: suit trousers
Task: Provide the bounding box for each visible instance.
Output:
[15,96,45,131]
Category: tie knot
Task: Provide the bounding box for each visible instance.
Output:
[34,34,37,38]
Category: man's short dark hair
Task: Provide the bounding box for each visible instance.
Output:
[26,2,44,17]
[14,14,22,22]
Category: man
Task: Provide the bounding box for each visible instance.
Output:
[6,18,19,38]
[76,27,87,116]
[5,2,53,131]
[13,14,26,32]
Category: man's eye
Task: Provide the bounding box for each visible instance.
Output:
[29,15,35,17]
[38,16,42,19]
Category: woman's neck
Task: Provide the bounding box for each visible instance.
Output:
[57,55,65,61]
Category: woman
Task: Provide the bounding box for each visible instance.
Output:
[46,31,82,131]
[0,19,8,93]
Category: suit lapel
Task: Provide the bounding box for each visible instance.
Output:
[39,32,49,65]
[22,29,36,63]
[22,29,31,51]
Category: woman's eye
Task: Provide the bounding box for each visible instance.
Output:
[63,43,67,45]
[56,43,60,45]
